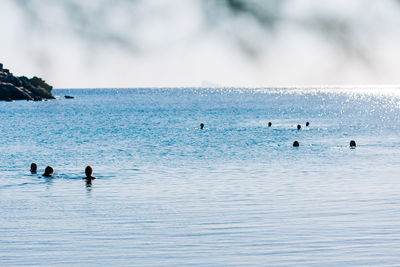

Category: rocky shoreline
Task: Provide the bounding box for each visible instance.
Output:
[0,63,54,101]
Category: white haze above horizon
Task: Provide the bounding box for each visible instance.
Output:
[1,0,400,88]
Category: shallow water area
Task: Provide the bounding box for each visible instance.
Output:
[1,87,400,266]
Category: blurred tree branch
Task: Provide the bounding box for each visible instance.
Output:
[11,0,395,65]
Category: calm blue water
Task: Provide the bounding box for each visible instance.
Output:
[1,87,400,266]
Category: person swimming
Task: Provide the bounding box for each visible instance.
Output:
[200,123,204,130]
[42,166,54,177]
[297,124,301,130]
[84,165,96,179]
[293,141,300,147]
[268,122,272,127]
[350,140,356,148]
[30,163,37,174]
[306,122,310,127]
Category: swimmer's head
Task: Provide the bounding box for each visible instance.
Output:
[30,163,37,174]
[200,123,204,129]
[268,122,272,127]
[43,166,54,177]
[293,141,300,147]
[306,122,310,127]
[297,124,301,130]
[85,165,93,177]
[350,140,356,148]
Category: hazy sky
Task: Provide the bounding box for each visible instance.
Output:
[1,0,400,88]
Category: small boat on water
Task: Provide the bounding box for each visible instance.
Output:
[64,95,74,99]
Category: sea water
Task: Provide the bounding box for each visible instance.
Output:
[1,87,400,266]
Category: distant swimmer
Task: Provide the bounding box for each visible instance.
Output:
[42,166,54,177]
[297,124,301,130]
[293,141,300,147]
[30,163,37,174]
[200,123,204,130]
[306,122,310,127]
[84,165,96,179]
[350,140,356,148]
[268,122,272,127]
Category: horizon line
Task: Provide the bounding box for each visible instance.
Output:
[53,84,400,90]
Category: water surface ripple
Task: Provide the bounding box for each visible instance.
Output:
[1,87,400,266]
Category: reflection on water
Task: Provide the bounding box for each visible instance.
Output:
[85,178,92,187]
[85,178,93,194]
[43,176,54,190]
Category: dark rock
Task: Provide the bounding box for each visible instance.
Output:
[2,74,22,87]
[0,83,35,101]
[0,63,54,101]
[30,76,52,92]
